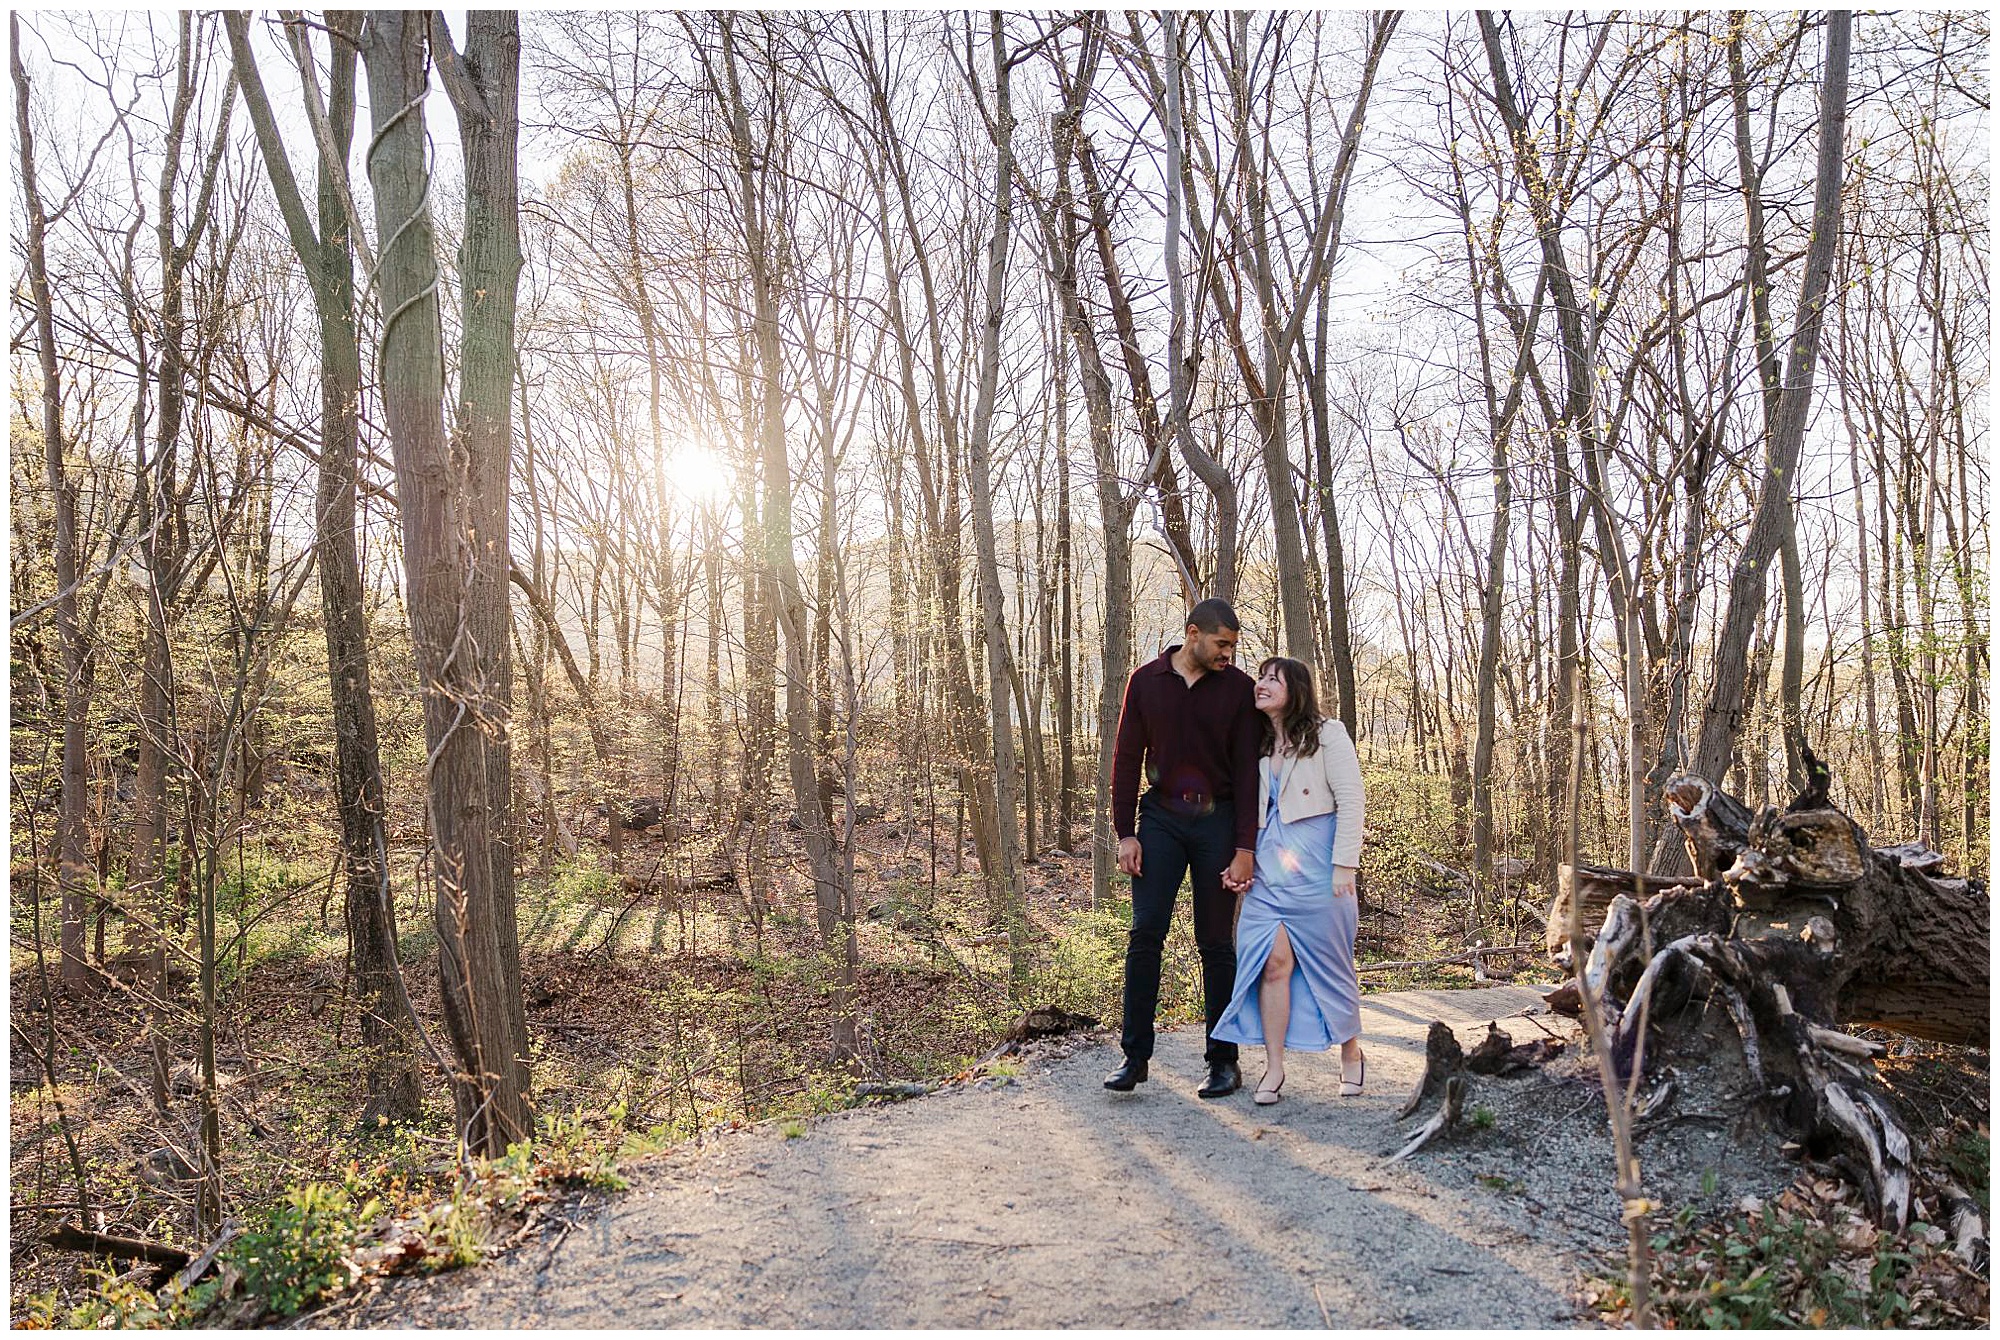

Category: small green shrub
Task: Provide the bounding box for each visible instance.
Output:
[411,1183,489,1272]
[527,1104,631,1190]
[230,1182,376,1317]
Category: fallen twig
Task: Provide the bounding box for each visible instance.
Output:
[1358,944,1538,973]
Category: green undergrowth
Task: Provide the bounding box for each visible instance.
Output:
[1588,1177,1989,1328]
[11,792,1564,1325]
[16,1104,652,1329]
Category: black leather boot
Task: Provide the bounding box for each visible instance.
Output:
[1103,1057,1149,1091]
[1197,1060,1242,1098]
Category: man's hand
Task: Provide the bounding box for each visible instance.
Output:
[1332,864,1357,898]
[1223,848,1254,894]
[1117,836,1143,877]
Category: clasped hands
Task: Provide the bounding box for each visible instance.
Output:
[1117,839,1257,895]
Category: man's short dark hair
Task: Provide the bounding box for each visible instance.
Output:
[1186,598,1240,634]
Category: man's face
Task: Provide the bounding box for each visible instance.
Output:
[1185,624,1239,671]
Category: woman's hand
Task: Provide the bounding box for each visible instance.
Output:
[1332,865,1357,898]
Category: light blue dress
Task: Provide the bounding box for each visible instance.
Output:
[1212,775,1361,1052]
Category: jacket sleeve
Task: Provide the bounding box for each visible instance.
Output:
[1110,670,1145,841]
[1231,684,1261,852]
[1324,719,1366,869]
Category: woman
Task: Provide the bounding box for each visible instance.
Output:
[1213,657,1366,1104]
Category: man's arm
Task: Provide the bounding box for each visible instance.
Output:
[1110,670,1146,842]
[1229,682,1262,853]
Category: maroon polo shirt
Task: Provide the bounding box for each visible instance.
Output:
[1111,646,1261,852]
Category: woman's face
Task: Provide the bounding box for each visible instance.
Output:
[1255,664,1290,714]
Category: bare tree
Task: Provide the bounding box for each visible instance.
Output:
[12,16,93,990]
[360,9,531,1155]
[1693,11,1852,784]
[225,8,421,1123]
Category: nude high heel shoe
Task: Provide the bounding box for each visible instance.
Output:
[1339,1051,1365,1097]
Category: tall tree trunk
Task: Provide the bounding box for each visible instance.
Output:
[1693,10,1851,783]
[363,10,530,1155]
[1054,352,1078,853]
[963,13,1027,978]
[1156,12,1238,599]
[1302,294,1359,736]
[126,15,215,969]
[227,6,422,1125]
[1034,30,1134,907]
[12,21,93,991]
[717,16,854,1057]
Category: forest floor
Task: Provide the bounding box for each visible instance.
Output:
[320,984,1785,1329]
[11,798,1987,1326]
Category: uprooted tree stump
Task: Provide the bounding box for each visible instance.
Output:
[1541,762,1988,1245]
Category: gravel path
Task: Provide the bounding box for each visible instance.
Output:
[340,985,1594,1329]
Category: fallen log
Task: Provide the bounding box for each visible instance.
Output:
[854,1082,931,1101]
[1547,755,1989,1231]
[1545,865,1707,958]
[45,1221,191,1268]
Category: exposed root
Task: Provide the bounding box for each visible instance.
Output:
[1818,1082,1913,1229]
[1581,894,1643,1006]
[1939,1180,1988,1272]
[1388,1072,1466,1164]
[1612,934,1704,1060]
[1632,1068,1677,1122]
[1711,977,1765,1090]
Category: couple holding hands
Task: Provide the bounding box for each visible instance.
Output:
[1104,599,1367,1106]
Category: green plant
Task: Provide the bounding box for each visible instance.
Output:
[17,1266,190,1329]
[1592,1194,1968,1329]
[412,1183,489,1271]
[1469,1105,1497,1130]
[526,1104,631,1191]
[229,1182,376,1317]
[780,1119,807,1140]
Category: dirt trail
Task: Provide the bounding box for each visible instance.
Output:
[339,986,1602,1329]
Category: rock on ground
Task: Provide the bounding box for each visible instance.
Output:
[331,985,1761,1329]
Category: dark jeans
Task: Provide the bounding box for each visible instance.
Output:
[1120,790,1240,1065]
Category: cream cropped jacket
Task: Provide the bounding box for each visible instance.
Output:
[1254,717,1366,871]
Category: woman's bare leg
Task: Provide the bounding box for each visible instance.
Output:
[1257,925,1294,1093]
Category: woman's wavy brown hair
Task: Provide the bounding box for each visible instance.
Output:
[1256,656,1323,759]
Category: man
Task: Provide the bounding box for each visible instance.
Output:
[1104,598,1260,1098]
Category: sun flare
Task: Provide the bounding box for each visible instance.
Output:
[658,437,735,508]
